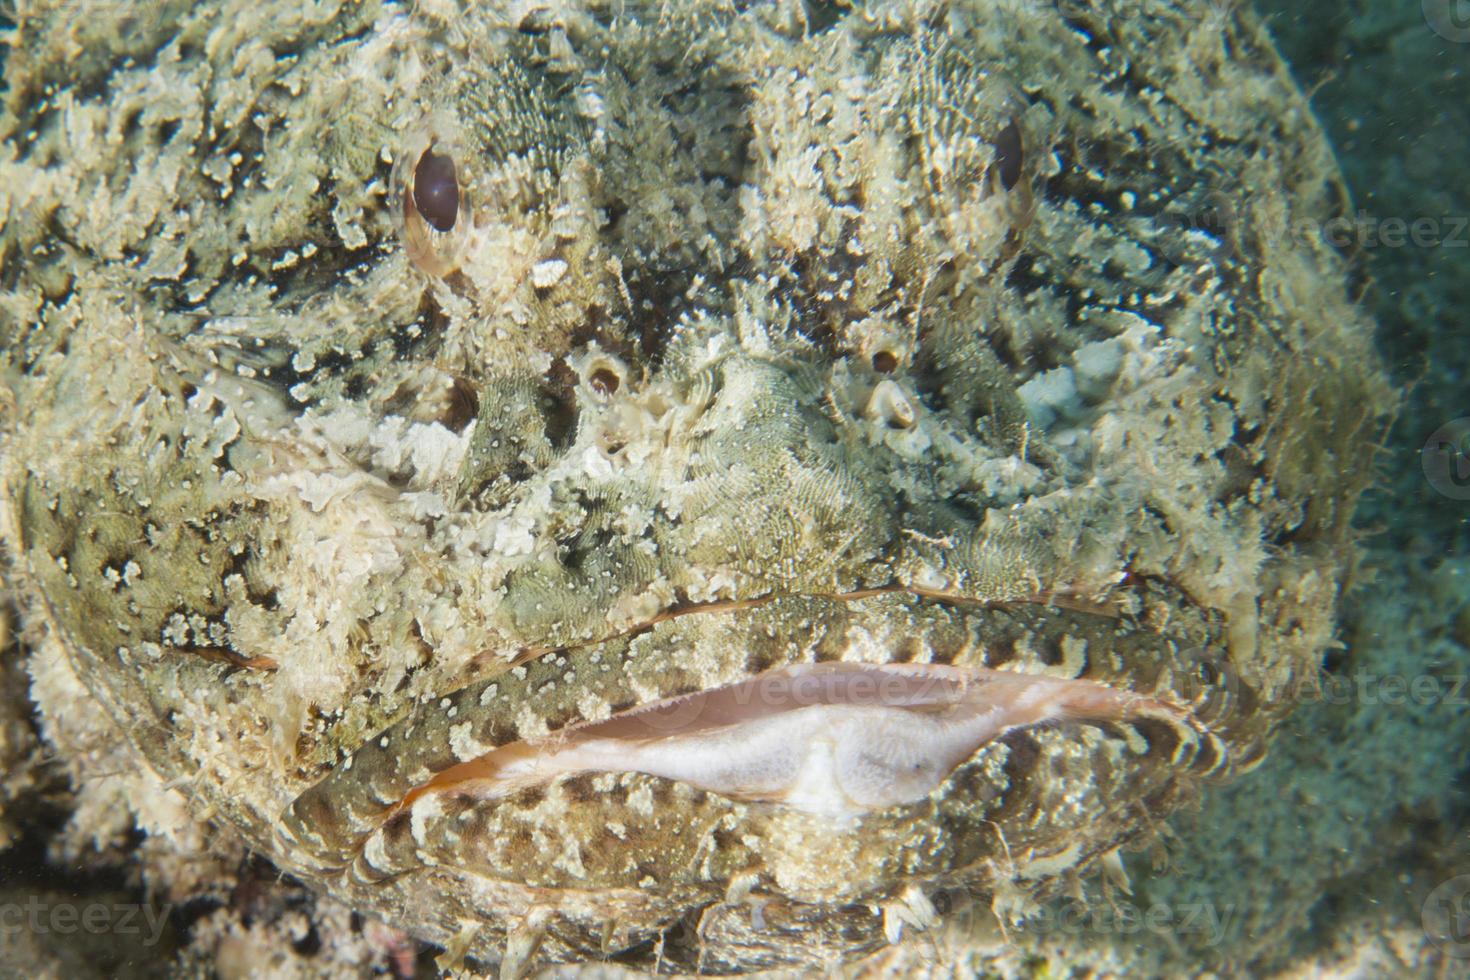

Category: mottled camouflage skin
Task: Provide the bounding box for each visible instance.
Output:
[0,0,1388,973]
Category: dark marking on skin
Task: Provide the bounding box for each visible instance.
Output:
[982,634,1017,667]
[1036,637,1063,667]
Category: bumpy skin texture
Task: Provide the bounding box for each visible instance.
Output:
[0,0,1390,973]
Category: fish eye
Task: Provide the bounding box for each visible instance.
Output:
[412,147,459,232]
[992,119,1023,192]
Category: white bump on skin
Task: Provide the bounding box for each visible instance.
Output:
[448,721,492,761]
[530,258,569,288]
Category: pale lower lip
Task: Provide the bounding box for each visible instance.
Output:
[402,661,1190,820]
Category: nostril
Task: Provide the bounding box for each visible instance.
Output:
[589,367,620,395]
[413,148,459,232]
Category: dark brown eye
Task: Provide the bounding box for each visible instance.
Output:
[413,148,459,232]
[992,120,1023,192]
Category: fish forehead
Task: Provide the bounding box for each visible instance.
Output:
[2,0,1387,972]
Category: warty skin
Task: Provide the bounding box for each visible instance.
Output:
[0,0,1390,973]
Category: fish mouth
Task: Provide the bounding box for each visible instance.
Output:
[280,588,1254,881]
[399,660,1196,821]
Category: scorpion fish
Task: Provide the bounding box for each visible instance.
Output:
[0,0,1389,973]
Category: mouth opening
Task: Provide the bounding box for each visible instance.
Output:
[399,661,1190,820]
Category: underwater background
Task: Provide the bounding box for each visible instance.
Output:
[0,1,1466,976]
[1121,1,1470,972]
